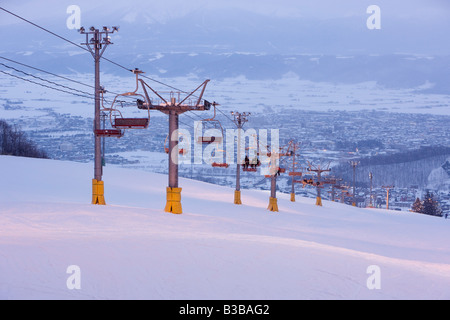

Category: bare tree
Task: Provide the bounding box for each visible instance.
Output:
[0,119,48,159]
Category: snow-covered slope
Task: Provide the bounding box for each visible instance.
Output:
[0,155,449,300]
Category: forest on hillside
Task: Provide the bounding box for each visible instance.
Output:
[0,119,48,159]
[333,146,450,189]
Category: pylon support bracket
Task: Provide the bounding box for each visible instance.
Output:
[234,190,242,205]
[92,179,106,205]
[316,196,322,207]
[268,197,279,212]
[165,187,183,214]
[290,193,296,202]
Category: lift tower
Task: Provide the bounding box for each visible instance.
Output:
[349,160,360,206]
[382,185,395,210]
[307,161,331,206]
[265,144,292,212]
[138,79,215,214]
[80,26,118,205]
[286,141,302,202]
[231,111,251,205]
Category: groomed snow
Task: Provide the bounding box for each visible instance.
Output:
[0,155,449,300]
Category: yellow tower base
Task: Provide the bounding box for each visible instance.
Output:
[290,193,295,202]
[92,179,106,205]
[165,187,182,214]
[268,197,279,212]
[234,190,242,205]
[315,196,322,206]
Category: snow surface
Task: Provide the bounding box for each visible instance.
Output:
[0,155,449,300]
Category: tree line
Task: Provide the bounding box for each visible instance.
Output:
[411,191,443,217]
[358,146,450,166]
[0,119,48,159]
[333,146,450,188]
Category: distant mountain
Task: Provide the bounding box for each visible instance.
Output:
[2,3,450,92]
[3,50,450,94]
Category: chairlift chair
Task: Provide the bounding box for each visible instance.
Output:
[212,162,230,168]
[210,145,229,168]
[164,134,188,155]
[196,104,224,144]
[113,117,149,129]
[97,93,124,138]
[243,161,259,172]
[94,129,124,138]
[108,69,150,130]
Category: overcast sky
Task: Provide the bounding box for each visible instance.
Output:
[2,0,450,23]
[1,0,450,55]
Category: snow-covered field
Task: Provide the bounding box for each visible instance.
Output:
[2,72,450,122]
[0,155,449,300]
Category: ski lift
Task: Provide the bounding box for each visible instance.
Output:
[164,134,187,155]
[210,145,229,168]
[97,92,124,138]
[289,172,303,176]
[243,162,260,172]
[242,163,259,172]
[196,104,223,144]
[301,178,319,188]
[279,150,294,157]
[242,154,261,172]
[109,69,150,130]
[95,129,124,138]
[212,162,230,168]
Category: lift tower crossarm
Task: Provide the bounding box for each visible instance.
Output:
[138,79,213,113]
[135,77,216,214]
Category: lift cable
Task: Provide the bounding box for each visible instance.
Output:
[0,6,235,125]
[0,70,95,100]
[0,56,94,89]
[1,62,94,97]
